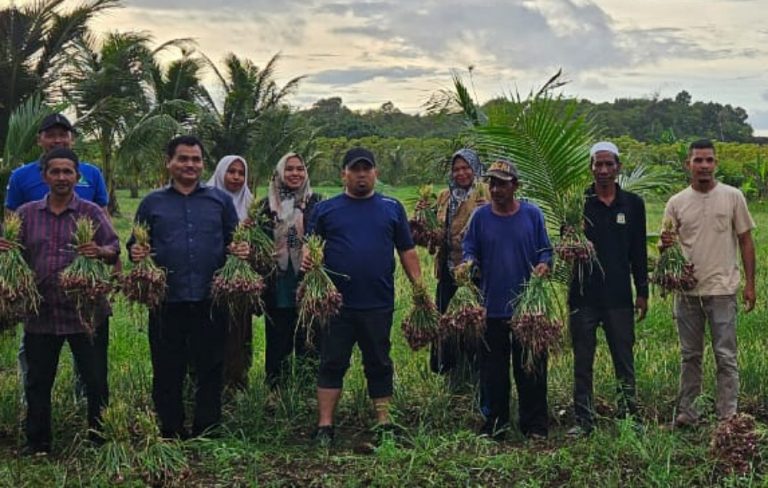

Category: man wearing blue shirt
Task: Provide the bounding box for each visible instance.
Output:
[5,113,109,402]
[462,159,552,440]
[128,135,247,439]
[306,147,423,445]
[5,113,108,212]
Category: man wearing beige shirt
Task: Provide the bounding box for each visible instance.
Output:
[661,139,756,427]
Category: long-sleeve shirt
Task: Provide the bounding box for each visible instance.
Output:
[462,202,552,319]
[127,184,239,303]
[17,194,119,335]
[568,185,648,309]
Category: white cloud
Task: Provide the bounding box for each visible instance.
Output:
[66,0,768,122]
[310,66,437,86]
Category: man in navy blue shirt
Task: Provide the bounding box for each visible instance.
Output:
[5,113,109,402]
[128,135,247,439]
[305,147,423,445]
[462,159,552,440]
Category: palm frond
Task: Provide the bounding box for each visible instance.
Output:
[3,94,66,169]
[37,0,121,80]
[476,94,595,231]
[422,69,483,127]
[618,163,679,197]
[116,110,181,188]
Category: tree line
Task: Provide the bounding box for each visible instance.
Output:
[296,91,756,144]
[1,0,763,214]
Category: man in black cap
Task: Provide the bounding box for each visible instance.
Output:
[5,113,108,212]
[304,147,423,445]
[5,113,110,403]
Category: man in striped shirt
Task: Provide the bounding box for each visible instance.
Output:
[0,148,119,455]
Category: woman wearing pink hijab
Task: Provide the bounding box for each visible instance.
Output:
[252,152,322,389]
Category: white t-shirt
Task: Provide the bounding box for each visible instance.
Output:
[663,182,755,296]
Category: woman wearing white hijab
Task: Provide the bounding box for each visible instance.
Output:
[208,155,254,389]
[253,152,322,389]
[207,155,254,220]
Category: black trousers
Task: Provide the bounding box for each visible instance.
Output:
[318,308,394,398]
[429,259,480,375]
[480,318,548,436]
[223,311,253,390]
[570,306,637,427]
[24,321,109,447]
[264,306,318,388]
[149,301,226,437]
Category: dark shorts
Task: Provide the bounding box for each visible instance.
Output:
[317,308,394,398]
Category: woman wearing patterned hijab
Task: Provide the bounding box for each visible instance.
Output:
[254,152,323,388]
[430,148,489,379]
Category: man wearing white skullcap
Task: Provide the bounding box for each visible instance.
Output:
[566,141,649,437]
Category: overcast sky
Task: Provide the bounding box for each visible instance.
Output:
[22,0,768,134]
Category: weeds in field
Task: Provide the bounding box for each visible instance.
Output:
[0,194,767,486]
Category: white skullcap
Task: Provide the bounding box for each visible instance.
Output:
[589,141,620,157]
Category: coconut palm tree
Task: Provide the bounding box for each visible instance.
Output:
[0,0,118,153]
[63,32,190,213]
[197,52,305,187]
[147,47,211,127]
[115,107,183,197]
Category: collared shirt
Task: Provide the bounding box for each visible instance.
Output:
[463,202,553,318]
[664,182,755,296]
[128,183,239,303]
[16,194,119,335]
[568,184,649,309]
[307,192,414,310]
[5,160,108,210]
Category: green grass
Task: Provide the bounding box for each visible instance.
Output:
[1,187,767,486]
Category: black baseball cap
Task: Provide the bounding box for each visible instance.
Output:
[342,147,376,169]
[39,113,74,133]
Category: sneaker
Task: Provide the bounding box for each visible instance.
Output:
[673,413,698,429]
[525,432,548,441]
[21,443,51,457]
[566,425,592,439]
[478,420,508,441]
[311,425,335,447]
